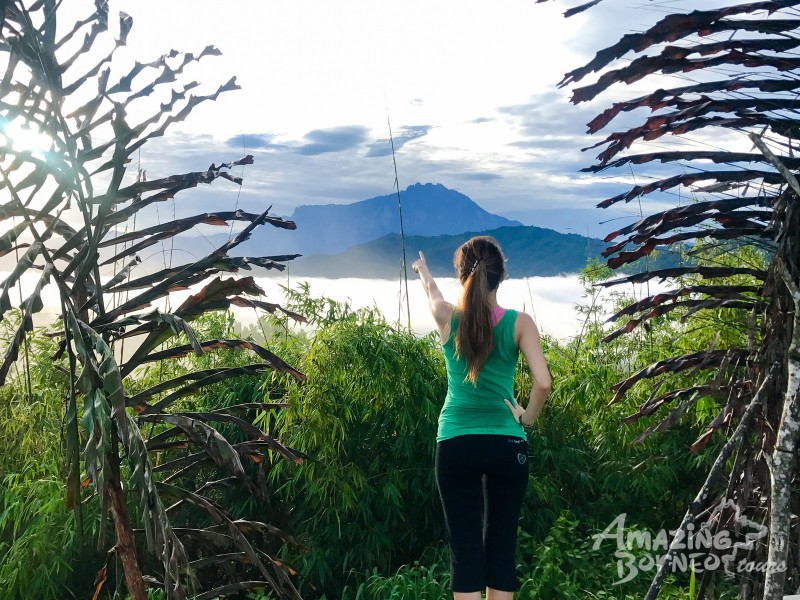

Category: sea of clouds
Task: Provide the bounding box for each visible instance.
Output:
[10,273,667,344]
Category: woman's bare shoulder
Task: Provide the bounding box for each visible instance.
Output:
[513,310,540,342]
[432,299,455,325]
[513,309,536,328]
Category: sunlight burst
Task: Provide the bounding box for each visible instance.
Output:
[0,119,52,158]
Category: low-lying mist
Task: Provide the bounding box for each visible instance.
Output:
[248,275,593,341]
[11,273,663,343]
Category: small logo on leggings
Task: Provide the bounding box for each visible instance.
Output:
[517,453,527,465]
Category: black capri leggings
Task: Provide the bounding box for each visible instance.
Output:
[435,434,529,593]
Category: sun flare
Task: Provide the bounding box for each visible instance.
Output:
[0,119,52,157]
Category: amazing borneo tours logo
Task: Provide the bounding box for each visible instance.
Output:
[592,499,785,584]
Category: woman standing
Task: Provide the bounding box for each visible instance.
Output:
[412,236,551,600]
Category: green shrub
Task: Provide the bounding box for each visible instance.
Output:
[270,305,447,596]
[341,547,451,600]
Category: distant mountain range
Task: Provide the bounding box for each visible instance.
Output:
[271,225,683,279]
[278,225,605,278]
[283,183,522,254]
[182,182,522,257]
[161,182,678,279]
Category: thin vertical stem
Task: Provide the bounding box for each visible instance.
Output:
[11,215,33,404]
[388,115,411,330]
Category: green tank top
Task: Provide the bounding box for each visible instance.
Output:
[437,309,525,442]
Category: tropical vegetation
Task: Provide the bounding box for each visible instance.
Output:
[539,0,800,597]
[0,2,306,598]
[2,0,800,599]
[0,265,755,598]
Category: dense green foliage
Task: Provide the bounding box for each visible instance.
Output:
[269,305,446,596]
[0,314,103,599]
[0,248,763,598]
[1,2,306,597]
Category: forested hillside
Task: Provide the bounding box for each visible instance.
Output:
[282,224,683,278]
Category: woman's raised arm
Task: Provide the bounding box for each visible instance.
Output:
[412,251,453,341]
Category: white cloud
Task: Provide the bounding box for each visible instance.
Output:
[6,268,631,343]
[35,0,760,248]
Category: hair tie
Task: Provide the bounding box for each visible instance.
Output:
[469,257,483,275]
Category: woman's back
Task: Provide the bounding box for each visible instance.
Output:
[438,309,524,442]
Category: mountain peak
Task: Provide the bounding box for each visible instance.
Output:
[406,182,445,191]
[251,183,522,255]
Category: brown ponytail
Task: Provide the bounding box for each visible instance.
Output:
[453,236,506,384]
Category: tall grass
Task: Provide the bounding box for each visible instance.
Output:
[0,315,103,599]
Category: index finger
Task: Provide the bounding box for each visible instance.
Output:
[419,251,425,260]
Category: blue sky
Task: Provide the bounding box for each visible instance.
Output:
[60,0,740,239]
[3,0,760,334]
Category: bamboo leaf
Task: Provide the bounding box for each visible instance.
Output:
[608,285,760,322]
[99,210,263,247]
[96,210,280,324]
[98,210,270,266]
[563,0,603,17]
[0,220,29,256]
[138,402,302,464]
[0,264,52,385]
[608,349,749,406]
[624,386,720,424]
[596,170,781,208]
[131,364,269,412]
[126,364,288,407]
[132,338,304,381]
[586,78,800,134]
[156,481,295,596]
[632,398,692,444]
[107,255,301,294]
[102,255,141,291]
[603,299,756,342]
[0,240,42,321]
[156,414,251,485]
[119,277,267,375]
[595,266,768,288]
[606,227,770,269]
[559,3,800,89]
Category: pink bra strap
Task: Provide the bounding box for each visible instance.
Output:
[491,306,506,326]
